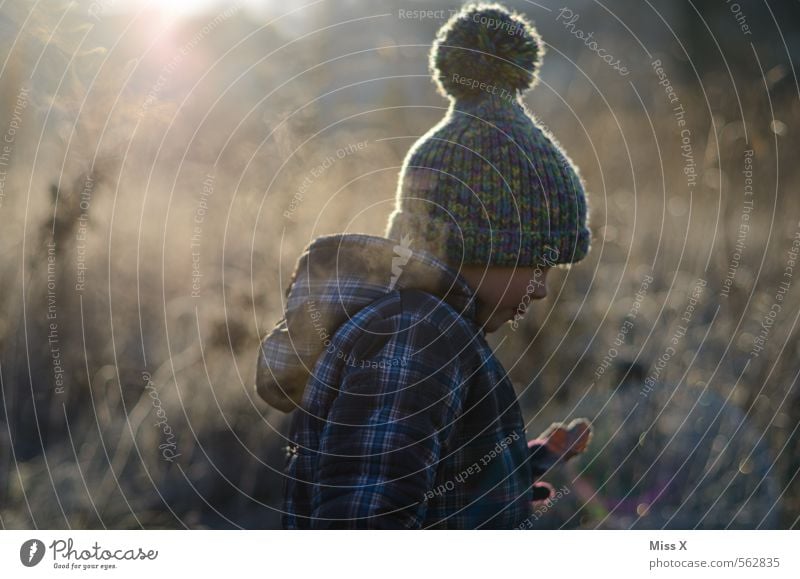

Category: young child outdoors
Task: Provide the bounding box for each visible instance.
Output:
[257,2,592,529]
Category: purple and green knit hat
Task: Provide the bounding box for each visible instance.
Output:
[385,2,591,268]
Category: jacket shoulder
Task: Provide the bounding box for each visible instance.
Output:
[367,288,477,339]
[326,288,478,372]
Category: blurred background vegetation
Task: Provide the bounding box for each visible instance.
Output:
[0,0,798,529]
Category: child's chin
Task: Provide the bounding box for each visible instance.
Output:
[483,314,513,334]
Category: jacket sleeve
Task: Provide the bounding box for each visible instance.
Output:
[309,317,463,529]
[528,439,556,479]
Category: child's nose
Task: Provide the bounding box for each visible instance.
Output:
[529,270,549,300]
[532,282,547,300]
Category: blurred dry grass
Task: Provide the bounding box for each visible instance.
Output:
[0,0,798,529]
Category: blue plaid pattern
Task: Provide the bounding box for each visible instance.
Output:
[269,234,537,528]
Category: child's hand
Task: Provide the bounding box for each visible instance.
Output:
[531,480,556,504]
[527,418,592,507]
[535,417,592,460]
[528,418,593,474]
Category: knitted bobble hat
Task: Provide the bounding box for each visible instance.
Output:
[385,2,591,268]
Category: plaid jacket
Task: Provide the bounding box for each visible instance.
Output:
[259,234,541,529]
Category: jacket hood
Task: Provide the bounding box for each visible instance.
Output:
[256,233,478,412]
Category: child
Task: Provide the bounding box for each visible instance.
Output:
[257,2,591,529]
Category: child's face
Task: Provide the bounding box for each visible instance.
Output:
[459,265,550,333]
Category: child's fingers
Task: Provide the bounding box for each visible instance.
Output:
[541,418,593,460]
[567,419,593,455]
[531,481,555,504]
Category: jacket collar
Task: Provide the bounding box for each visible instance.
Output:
[257,233,479,412]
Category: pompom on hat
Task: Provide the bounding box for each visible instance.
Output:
[385,3,591,268]
[431,2,543,100]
